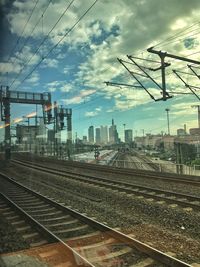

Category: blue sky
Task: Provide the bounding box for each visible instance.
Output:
[1,0,200,141]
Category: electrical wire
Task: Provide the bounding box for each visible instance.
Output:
[13,0,99,91]
[153,20,200,48]
[0,0,39,85]
[10,0,75,89]
[8,0,52,87]
[156,28,200,50]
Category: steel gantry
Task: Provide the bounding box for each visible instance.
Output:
[0,86,52,160]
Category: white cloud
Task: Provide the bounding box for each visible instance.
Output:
[85,106,102,117]
[60,84,72,92]
[25,72,40,85]
[63,67,70,74]
[62,88,96,105]
[171,101,200,116]
[42,58,59,68]
[0,61,21,74]
[45,80,74,93]
[3,0,200,118]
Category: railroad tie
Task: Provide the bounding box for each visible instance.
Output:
[129,258,155,267]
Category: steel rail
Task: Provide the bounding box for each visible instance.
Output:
[0,192,96,267]
[13,157,200,185]
[0,171,192,267]
[12,160,200,211]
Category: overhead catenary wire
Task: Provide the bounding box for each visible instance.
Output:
[10,0,75,89]
[153,20,200,49]
[130,20,200,60]
[0,0,39,85]
[8,0,52,86]
[13,0,99,91]
[155,28,200,50]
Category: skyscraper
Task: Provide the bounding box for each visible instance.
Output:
[109,119,119,144]
[125,129,133,143]
[100,125,108,144]
[95,128,101,144]
[88,125,94,144]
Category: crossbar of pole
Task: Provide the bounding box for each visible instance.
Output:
[173,70,200,100]
[188,65,200,79]
[188,85,200,90]
[148,62,171,72]
[127,55,163,90]
[104,81,142,88]
[188,64,200,70]
[119,59,138,66]
[173,70,195,76]
[130,71,148,78]
[169,91,193,95]
[128,55,161,64]
[147,47,200,65]
[117,58,156,100]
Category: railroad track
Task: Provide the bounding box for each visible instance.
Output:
[12,159,200,212]
[0,171,192,267]
[0,194,50,248]
[14,154,200,186]
[113,153,155,171]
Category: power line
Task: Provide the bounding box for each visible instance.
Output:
[129,21,200,60]
[156,28,200,50]
[8,0,52,86]
[154,20,200,48]
[10,0,75,89]
[0,0,39,85]
[13,0,99,91]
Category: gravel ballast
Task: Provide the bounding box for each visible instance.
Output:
[1,159,200,264]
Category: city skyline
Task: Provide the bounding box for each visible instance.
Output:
[81,117,198,145]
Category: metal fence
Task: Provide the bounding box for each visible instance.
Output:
[103,159,200,176]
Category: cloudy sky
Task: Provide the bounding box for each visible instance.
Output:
[0,0,200,141]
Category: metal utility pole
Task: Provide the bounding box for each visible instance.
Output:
[53,101,58,156]
[52,103,72,159]
[4,91,11,160]
[66,108,72,159]
[165,108,170,135]
[147,47,200,100]
[127,55,172,101]
[191,105,200,128]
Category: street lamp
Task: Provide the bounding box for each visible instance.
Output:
[165,108,170,135]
